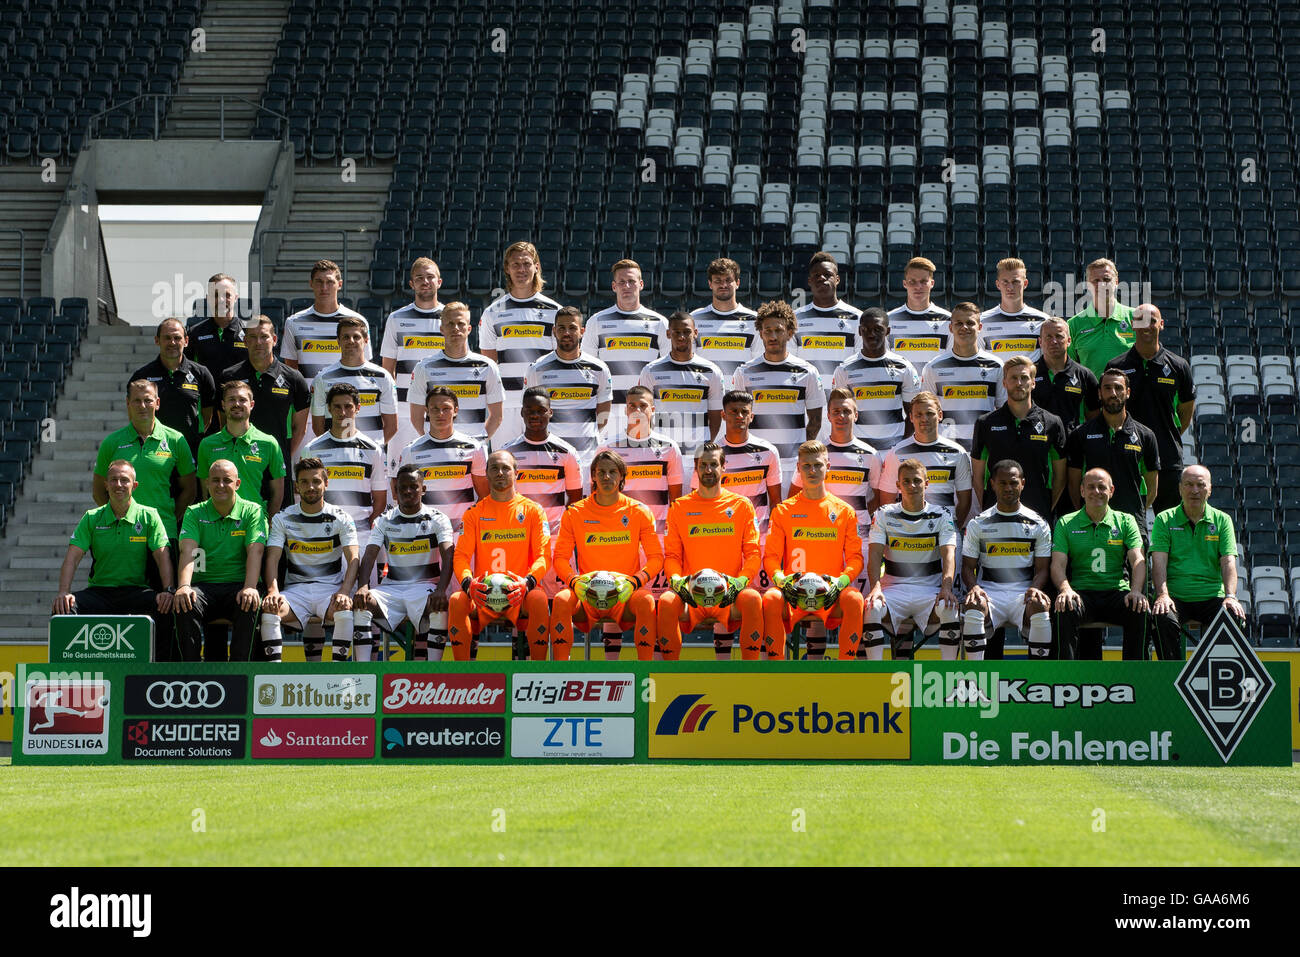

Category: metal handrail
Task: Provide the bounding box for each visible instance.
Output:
[251,228,349,293]
[0,229,25,300]
[86,93,290,142]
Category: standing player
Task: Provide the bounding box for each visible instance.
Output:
[659,443,763,660]
[920,302,1005,452]
[310,316,398,449]
[547,450,664,661]
[1067,257,1136,378]
[1065,368,1160,531]
[407,301,503,443]
[583,259,669,435]
[131,317,215,459]
[863,459,960,660]
[196,380,286,516]
[638,310,725,455]
[449,450,551,660]
[793,252,862,399]
[260,457,359,662]
[353,464,454,661]
[960,460,1054,659]
[380,257,445,453]
[887,256,952,369]
[762,441,865,659]
[732,299,825,478]
[875,392,973,528]
[525,306,613,463]
[395,385,488,534]
[301,383,387,536]
[186,273,248,386]
[979,258,1051,358]
[478,241,562,445]
[831,306,922,451]
[692,257,759,381]
[279,259,370,389]
[1033,316,1100,435]
[595,385,683,536]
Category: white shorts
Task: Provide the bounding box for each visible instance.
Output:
[370,582,434,629]
[875,582,957,634]
[980,586,1028,630]
[282,581,341,629]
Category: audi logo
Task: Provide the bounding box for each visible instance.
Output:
[146,681,227,709]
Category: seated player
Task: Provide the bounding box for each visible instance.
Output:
[353,465,455,661]
[762,440,865,659]
[658,443,763,660]
[960,460,1053,659]
[448,450,550,660]
[260,457,360,662]
[548,450,664,660]
[863,458,960,659]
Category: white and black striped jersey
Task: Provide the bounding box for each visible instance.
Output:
[407,350,504,438]
[691,303,760,380]
[979,304,1050,360]
[961,505,1053,588]
[309,361,399,447]
[920,349,1006,451]
[823,438,879,519]
[524,352,614,460]
[279,304,371,386]
[887,303,952,369]
[301,431,387,530]
[691,435,783,537]
[877,436,973,514]
[637,353,726,455]
[595,431,684,533]
[792,300,862,390]
[498,433,585,532]
[368,503,454,584]
[831,350,923,450]
[379,302,444,408]
[582,305,670,405]
[269,502,358,587]
[731,353,825,473]
[869,501,957,589]
[478,292,561,394]
[394,430,486,533]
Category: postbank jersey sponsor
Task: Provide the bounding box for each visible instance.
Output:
[302,432,387,530]
[887,303,951,368]
[978,304,1050,359]
[269,503,357,587]
[731,353,825,472]
[551,493,663,583]
[664,489,760,580]
[921,349,1006,451]
[279,305,371,385]
[368,504,453,583]
[379,302,445,405]
[961,505,1052,587]
[524,352,613,459]
[869,502,957,588]
[691,303,759,380]
[582,305,669,405]
[831,350,922,450]
[498,434,585,532]
[478,292,561,394]
[764,492,864,581]
[823,438,879,519]
[877,436,972,513]
[793,300,862,389]
[638,354,726,455]
[408,350,504,436]
[453,493,549,583]
[309,361,398,447]
[395,431,486,532]
[691,436,783,537]
[595,432,683,532]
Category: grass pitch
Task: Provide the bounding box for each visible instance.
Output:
[2,761,1297,866]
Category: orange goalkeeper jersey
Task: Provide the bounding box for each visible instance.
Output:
[551,493,663,584]
[664,489,760,579]
[763,492,863,581]
[453,493,550,583]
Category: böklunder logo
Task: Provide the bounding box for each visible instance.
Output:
[382,674,506,714]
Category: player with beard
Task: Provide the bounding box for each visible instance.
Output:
[691,257,759,381]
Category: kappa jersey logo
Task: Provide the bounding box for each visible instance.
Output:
[655,694,717,735]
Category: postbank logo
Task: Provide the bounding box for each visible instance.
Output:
[754,389,799,403]
[853,385,897,400]
[660,389,704,402]
[888,535,937,551]
[792,527,837,540]
[688,523,734,537]
[985,542,1031,557]
[502,325,545,338]
[941,385,990,400]
[481,529,526,543]
[585,530,632,545]
[403,335,444,349]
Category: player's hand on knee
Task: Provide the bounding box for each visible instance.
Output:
[427,589,449,613]
[1124,589,1148,614]
[1025,588,1050,614]
[331,592,352,612]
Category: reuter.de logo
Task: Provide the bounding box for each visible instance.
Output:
[23,678,110,755]
[252,674,376,714]
[511,673,635,713]
[382,674,506,714]
[125,674,247,716]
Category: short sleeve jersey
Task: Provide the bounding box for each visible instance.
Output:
[367,503,454,583]
[978,304,1050,359]
[1052,506,1142,592]
[407,350,504,437]
[792,300,863,389]
[920,349,1006,451]
[301,431,388,529]
[1067,303,1135,379]
[196,423,286,512]
[638,353,726,455]
[831,350,923,450]
[477,292,561,394]
[279,304,371,386]
[70,500,169,588]
[395,431,486,532]
[379,302,445,407]
[887,303,952,368]
[94,420,196,540]
[731,352,825,472]
[524,352,614,459]
[877,436,973,514]
[1150,503,1237,601]
[868,501,957,589]
[309,361,399,446]
[268,503,358,588]
[961,504,1053,588]
[690,303,760,380]
[582,305,670,405]
[179,496,268,585]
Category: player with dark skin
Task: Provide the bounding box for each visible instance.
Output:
[354,469,454,623]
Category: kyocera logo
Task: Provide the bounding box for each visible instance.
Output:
[654,693,717,735]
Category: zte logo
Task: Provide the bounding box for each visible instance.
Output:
[50,887,151,937]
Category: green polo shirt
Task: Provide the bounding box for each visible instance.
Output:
[1067,303,1135,379]
[179,496,268,585]
[1052,506,1142,592]
[1151,503,1236,601]
[70,500,169,588]
[94,419,195,539]
[196,422,286,510]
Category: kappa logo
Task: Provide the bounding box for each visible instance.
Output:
[655,693,717,734]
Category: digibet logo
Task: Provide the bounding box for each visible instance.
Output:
[382,674,506,714]
[253,674,376,714]
[251,718,374,758]
[122,718,246,760]
[125,675,247,716]
[511,673,635,714]
[510,716,635,758]
[381,717,504,758]
[22,678,109,755]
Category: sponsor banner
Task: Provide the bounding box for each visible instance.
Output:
[511,673,636,713]
[122,718,246,760]
[251,718,375,758]
[22,678,110,755]
[382,674,506,714]
[380,717,505,758]
[253,674,376,715]
[1256,651,1300,749]
[48,616,152,663]
[511,716,635,758]
[125,675,247,716]
[649,674,910,759]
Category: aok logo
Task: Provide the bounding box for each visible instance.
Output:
[68,623,136,654]
[654,693,718,734]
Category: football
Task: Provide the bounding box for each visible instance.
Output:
[577,571,628,611]
[479,573,516,613]
[791,572,833,611]
[688,568,729,607]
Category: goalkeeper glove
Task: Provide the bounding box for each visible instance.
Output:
[719,575,748,608]
[611,572,637,604]
[772,570,789,588]
[669,574,697,608]
[823,573,850,608]
[779,573,805,606]
[469,578,491,604]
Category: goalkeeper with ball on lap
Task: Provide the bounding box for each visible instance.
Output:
[448,450,550,660]
[658,442,763,660]
[762,440,866,659]
[546,450,663,660]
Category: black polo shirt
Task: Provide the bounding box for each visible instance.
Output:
[1104,345,1195,468]
[129,356,215,458]
[1032,356,1099,431]
[219,357,310,456]
[1064,412,1161,519]
[186,316,247,383]
[971,403,1068,520]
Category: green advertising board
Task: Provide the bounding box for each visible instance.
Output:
[47,615,154,664]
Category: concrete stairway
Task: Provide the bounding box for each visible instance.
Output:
[0,165,70,300]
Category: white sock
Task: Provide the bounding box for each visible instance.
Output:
[261,614,283,662]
